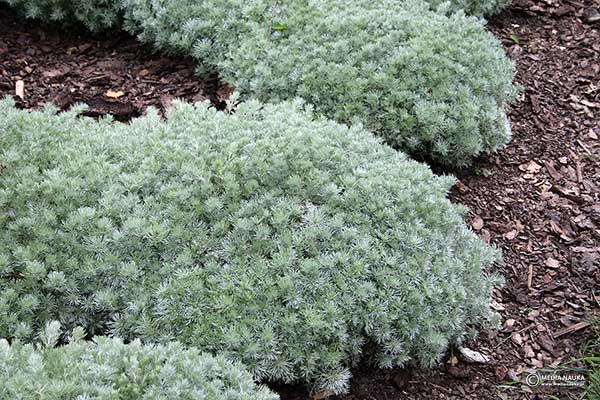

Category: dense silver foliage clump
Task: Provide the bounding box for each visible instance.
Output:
[120,0,265,75]
[0,98,500,393]
[0,322,277,400]
[1,0,516,165]
[220,0,517,167]
[121,0,516,166]
[428,0,512,16]
[0,0,121,31]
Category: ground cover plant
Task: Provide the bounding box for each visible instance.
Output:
[121,0,517,167]
[0,321,277,400]
[2,0,517,166]
[1,0,598,398]
[221,0,517,167]
[0,97,501,393]
[1,0,512,32]
[0,0,121,31]
[427,0,512,16]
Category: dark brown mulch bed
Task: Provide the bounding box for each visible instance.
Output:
[0,0,598,399]
[0,7,231,119]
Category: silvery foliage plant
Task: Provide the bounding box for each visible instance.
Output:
[0,322,277,400]
[0,97,501,393]
[2,0,516,165]
[0,0,121,31]
[122,0,517,166]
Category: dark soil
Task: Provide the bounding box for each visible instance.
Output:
[0,8,231,119]
[0,0,598,399]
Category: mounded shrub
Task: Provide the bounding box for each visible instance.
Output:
[120,0,268,75]
[0,321,278,400]
[427,0,512,16]
[2,0,516,165]
[1,0,510,36]
[0,97,500,393]
[122,0,517,167]
[220,0,517,167]
[0,0,121,31]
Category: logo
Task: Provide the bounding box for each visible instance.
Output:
[524,370,586,392]
[525,373,541,387]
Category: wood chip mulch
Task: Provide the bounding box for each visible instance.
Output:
[0,0,598,399]
[0,7,231,119]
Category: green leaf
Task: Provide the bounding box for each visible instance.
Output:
[272,23,288,31]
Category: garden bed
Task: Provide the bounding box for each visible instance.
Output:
[0,0,598,398]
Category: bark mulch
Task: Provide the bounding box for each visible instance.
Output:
[0,7,231,119]
[0,0,598,399]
